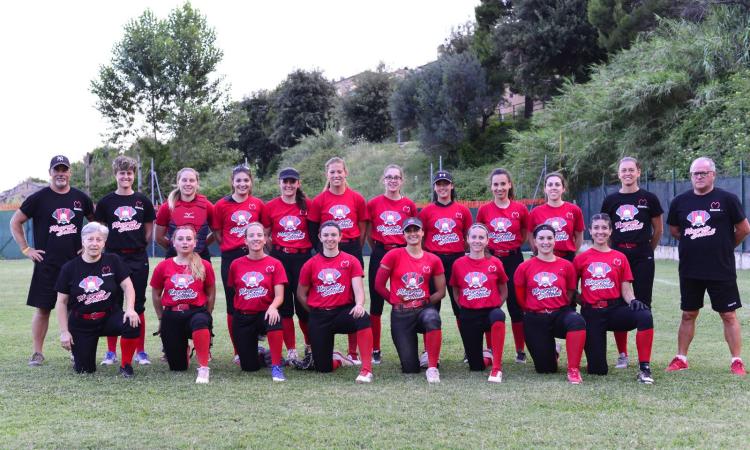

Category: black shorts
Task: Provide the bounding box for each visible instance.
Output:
[679,277,742,313]
[27,261,63,310]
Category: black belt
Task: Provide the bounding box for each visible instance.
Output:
[490,248,521,257]
[525,308,563,315]
[583,298,624,310]
[164,304,202,312]
[115,248,145,254]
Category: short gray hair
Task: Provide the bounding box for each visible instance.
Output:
[690,157,716,172]
[81,222,109,240]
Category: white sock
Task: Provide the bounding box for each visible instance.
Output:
[731,357,742,364]
[676,354,687,362]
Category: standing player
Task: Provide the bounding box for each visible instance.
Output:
[449,224,508,383]
[151,226,216,383]
[528,172,584,261]
[600,156,663,369]
[375,217,445,383]
[366,164,417,364]
[514,224,586,384]
[94,155,156,366]
[476,168,529,363]
[574,214,655,384]
[212,165,265,364]
[297,221,374,383]
[10,155,94,366]
[666,157,750,375]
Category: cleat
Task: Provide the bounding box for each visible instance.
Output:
[615,352,629,369]
[159,353,167,362]
[195,366,210,384]
[372,350,382,365]
[134,352,151,365]
[637,368,655,384]
[286,349,299,364]
[515,351,527,364]
[488,369,503,383]
[119,364,134,378]
[463,352,469,364]
[567,368,582,384]
[100,351,117,366]
[347,353,362,366]
[356,369,374,383]
[731,359,747,376]
[666,356,689,372]
[426,367,441,384]
[271,365,286,382]
[332,351,355,367]
[233,354,240,365]
[258,334,267,342]
[419,351,429,369]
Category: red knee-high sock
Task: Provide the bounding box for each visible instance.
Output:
[348,333,358,358]
[485,331,492,349]
[107,336,118,354]
[491,322,506,371]
[281,317,296,351]
[356,328,374,373]
[192,329,211,367]
[371,315,382,351]
[120,337,137,367]
[565,330,586,370]
[299,320,310,345]
[268,329,284,366]
[424,330,442,368]
[227,313,237,355]
[636,328,654,363]
[511,322,526,352]
[332,359,342,370]
[137,312,146,352]
[614,331,628,355]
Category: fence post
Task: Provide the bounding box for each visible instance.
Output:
[742,160,746,252]
[671,168,677,246]
[586,184,591,241]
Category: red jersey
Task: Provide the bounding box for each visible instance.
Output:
[528,202,585,255]
[418,202,473,253]
[367,195,417,245]
[227,255,288,313]
[574,248,633,305]
[299,252,364,309]
[212,195,265,252]
[150,258,216,308]
[261,197,313,250]
[513,257,576,312]
[449,255,508,309]
[379,248,444,305]
[309,189,368,240]
[476,201,529,253]
[155,195,215,254]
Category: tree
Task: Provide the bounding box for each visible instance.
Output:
[233,91,282,177]
[340,67,394,142]
[389,73,419,132]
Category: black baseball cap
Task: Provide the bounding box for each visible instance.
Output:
[433,171,453,184]
[402,217,423,231]
[50,155,71,170]
[278,167,300,180]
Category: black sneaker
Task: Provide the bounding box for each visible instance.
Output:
[515,351,527,364]
[463,352,468,364]
[372,350,382,365]
[293,348,315,370]
[119,364,134,379]
[637,368,654,384]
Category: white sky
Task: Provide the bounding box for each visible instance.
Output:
[0,0,478,192]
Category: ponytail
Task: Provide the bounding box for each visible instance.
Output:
[169,168,200,211]
[323,157,348,193]
[295,187,308,213]
[172,225,205,280]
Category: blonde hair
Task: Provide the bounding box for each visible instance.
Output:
[323,157,348,192]
[112,155,138,174]
[172,226,206,280]
[168,168,200,211]
[466,223,490,257]
[243,222,265,238]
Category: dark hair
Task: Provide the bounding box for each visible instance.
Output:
[279,168,308,213]
[319,220,341,235]
[489,168,515,200]
[533,223,556,238]
[231,165,254,195]
[432,179,457,203]
[589,213,612,229]
[544,171,566,189]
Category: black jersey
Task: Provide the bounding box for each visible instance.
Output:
[601,189,663,247]
[55,254,130,314]
[94,192,155,250]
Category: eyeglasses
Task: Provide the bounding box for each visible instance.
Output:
[691,171,713,178]
[384,175,402,181]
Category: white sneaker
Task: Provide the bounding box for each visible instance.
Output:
[488,369,503,383]
[287,348,299,363]
[419,351,429,368]
[347,353,362,366]
[615,353,629,369]
[196,366,210,384]
[100,351,117,366]
[483,349,494,364]
[232,354,240,365]
[355,369,373,383]
[426,367,440,384]
[332,351,355,367]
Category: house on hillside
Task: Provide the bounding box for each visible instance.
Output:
[0,179,46,207]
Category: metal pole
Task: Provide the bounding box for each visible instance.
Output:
[741,160,746,252]
[439,156,443,172]
[150,158,155,258]
[429,162,434,202]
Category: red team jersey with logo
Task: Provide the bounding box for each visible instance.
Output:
[150,258,215,307]
[450,255,508,309]
[476,201,529,253]
[155,195,214,253]
[309,189,369,240]
[227,256,288,313]
[212,195,265,252]
[299,252,364,309]
[528,202,585,254]
[379,248,445,305]
[514,257,577,312]
[55,254,130,314]
[418,202,473,253]
[262,197,314,250]
[573,248,633,305]
[367,195,417,245]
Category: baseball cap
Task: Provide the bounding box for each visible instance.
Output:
[278,167,300,180]
[402,217,423,231]
[50,155,71,170]
[433,171,453,184]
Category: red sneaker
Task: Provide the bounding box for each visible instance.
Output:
[666,356,689,372]
[567,368,582,384]
[730,359,747,376]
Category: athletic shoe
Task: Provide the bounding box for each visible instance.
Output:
[567,368,582,384]
[100,351,117,366]
[488,369,503,383]
[119,364,134,379]
[730,359,747,376]
[286,349,299,365]
[356,369,374,384]
[372,350,382,365]
[419,351,429,368]
[426,367,440,384]
[637,368,655,384]
[258,334,267,342]
[615,352,629,369]
[232,354,240,365]
[332,351,355,367]
[271,365,286,382]
[257,346,269,367]
[515,351,527,364]
[196,366,210,384]
[463,352,468,363]
[347,353,362,366]
[134,352,151,366]
[555,341,561,362]
[483,349,493,363]
[666,356,689,372]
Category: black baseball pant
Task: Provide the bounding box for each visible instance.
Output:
[160,307,212,371]
[615,245,656,307]
[391,306,441,373]
[429,252,463,317]
[308,305,371,373]
[523,307,585,373]
[220,247,249,315]
[69,308,139,374]
[459,307,506,371]
[270,248,312,321]
[233,311,283,372]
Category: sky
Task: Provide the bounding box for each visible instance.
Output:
[0,0,478,192]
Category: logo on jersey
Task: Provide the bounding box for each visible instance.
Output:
[462,272,492,301]
[112,206,142,233]
[435,218,456,233]
[402,205,412,214]
[490,217,512,232]
[168,274,198,302]
[73,200,82,211]
[396,272,427,301]
[171,274,195,288]
[231,210,252,226]
[685,210,716,240]
[318,269,341,285]
[401,272,424,288]
[114,206,137,221]
[238,271,268,301]
[76,275,111,305]
[50,208,78,237]
[587,262,611,278]
[241,272,264,287]
[687,210,710,227]
[489,217,515,243]
[544,217,569,241]
[533,272,557,287]
[710,202,721,211]
[329,205,350,220]
[79,276,104,293]
[377,211,403,236]
[584,262,615,290]
[638,198,649,208]
[281,216,301,231]
[431,218,460,246]
[316,268,345,297]
[278,215,304,242]
[531,271,563,301]
[614,204,644,233]
[615,205,638,221]
[380,211,401,226]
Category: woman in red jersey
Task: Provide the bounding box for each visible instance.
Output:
[514,224,586,384]
[528,172,584,262]
[573,213,654,384]
[476,168,530,364]
[450,223,508,383]
[227,222,288,382]
[297,221,374,383]
[151,226,215,384]
[375,217,445,384]
[366,164,417,365]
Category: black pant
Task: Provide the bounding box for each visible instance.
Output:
[523,308,585,373]
[459,307,506,371]
[581,301,653,375]
[308,305,371,373]
[69,308,139,374]
[220,247,249,314]
[270,248,312,321]
[339,240,364,268]
[160,307,212,371]
[498,251,524,323]
[391,306,441,373]
[367,243,393,316]
[430,252,464,317]
[110,251,149,313]
[615,245,656,306]
[233,311,283,372]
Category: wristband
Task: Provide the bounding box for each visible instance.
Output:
[22,247,31,255]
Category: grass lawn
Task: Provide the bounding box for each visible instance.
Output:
[1,257,748,449]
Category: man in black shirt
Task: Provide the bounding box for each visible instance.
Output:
[666,157,750,375]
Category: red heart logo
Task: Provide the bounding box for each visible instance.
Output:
[266,265,274,273]
[102,266,111,274]
[341,260,350,268]
[511,211,520,218]
[613,258,621,266]
[488,265,497,272]
[422,265,431,273]
[711,202,720,209]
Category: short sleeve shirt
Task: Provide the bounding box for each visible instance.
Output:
[574,248,633,305]
[94,192,155,250]
[476,201,529,253]
[261,197,313,250]
[379,248,445,305]
[227,255,287,313]
[212,195,265,252]
[309,189,369,240]
[298,252,364,309]
[367,195,417,245]
[418,202,473,253]
[449,255,508,309]
[150,258,216,307]
[528,202,585,254]
[514,257,577,312]
[601,189,663,247]
[55,254,129,314]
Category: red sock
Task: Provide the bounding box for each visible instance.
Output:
[511,322,525,352]
[137,312,146,353]
[281,318,296,351]
[636,328,654,363]
[192,329,211,367]
[356,328,374,373]
[107,336,118,353]
[227,314,237,355]
[347,333,358,358]
[332,359,342,371]
[267,330,284,366]
[424,330,442,368]
[299,320,310,345]
[485,331,492,349]
[491,322,506,371]
[565,330,586,370]
[614,331,628,355]
[120,337,137,367]
[371,315,382,351]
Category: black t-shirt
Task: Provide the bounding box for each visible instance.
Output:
[20,187,94,265]
[94,192,156,250]
[601,189,663,246]
[55,254,130,314]
[667,187,745,280]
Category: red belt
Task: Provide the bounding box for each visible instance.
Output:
[165,304,199,312]
[340,238,358,244]
[490,248,520,257]
[235,309,260,315]
[80,311,108,320]
[525,308,562,315]
[374,241,404,250]
[584,298,622,309]
[392,298,429,311]
[274,245,311,254]
[117,247,145,254]
[617,243,639,249]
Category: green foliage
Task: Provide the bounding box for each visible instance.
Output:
[233,91,281,177]
[457,118,521,167]
[389,71,419,131]
[70,147,121,201]
[340,67,394,142]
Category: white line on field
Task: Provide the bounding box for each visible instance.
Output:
[655,278,679,286]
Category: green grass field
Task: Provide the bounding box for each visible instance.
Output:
[1,258,748,449]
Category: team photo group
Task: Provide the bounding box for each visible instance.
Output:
[10,152,749,385]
